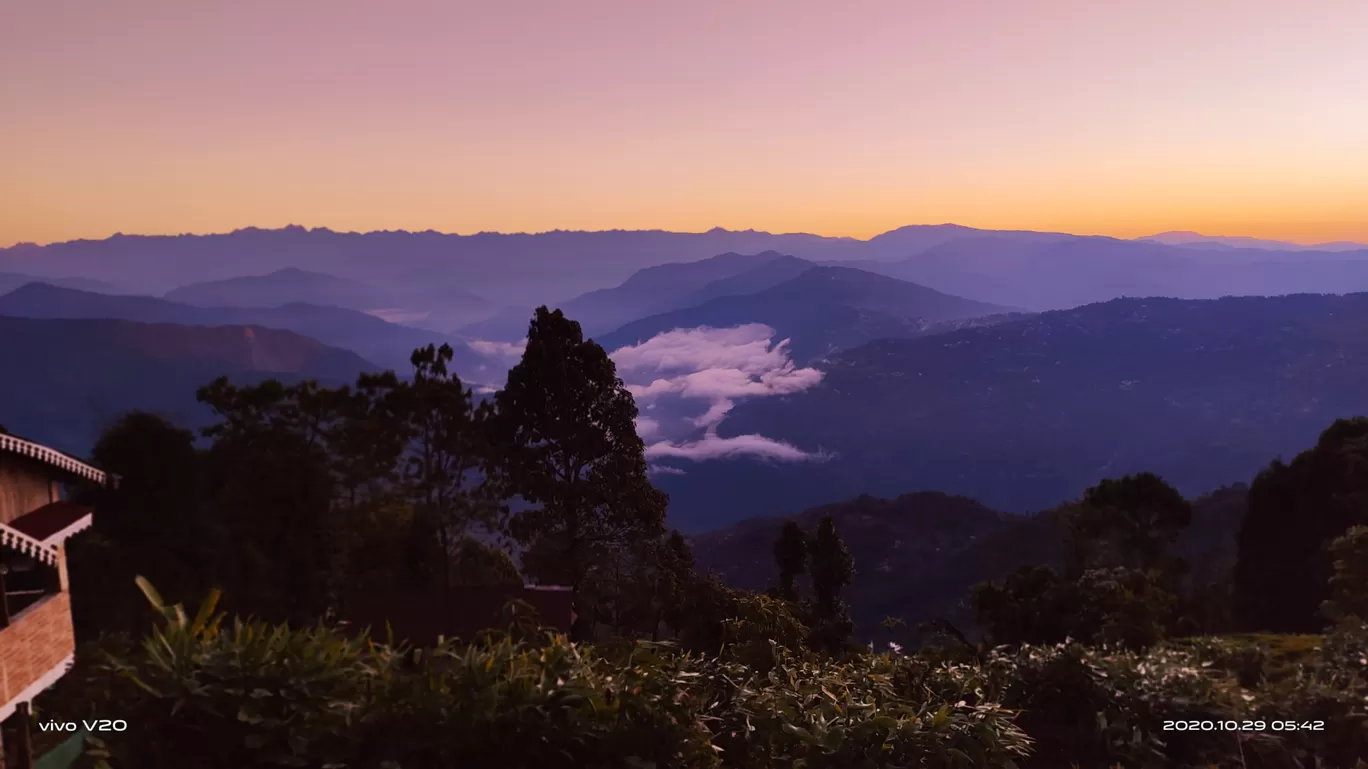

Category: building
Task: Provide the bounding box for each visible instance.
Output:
[341,584,576,647]
[0,432,114,769]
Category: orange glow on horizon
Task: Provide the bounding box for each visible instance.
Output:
[2,0,1365,249]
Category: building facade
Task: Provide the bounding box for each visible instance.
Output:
[0,433,113,769]
[341,584,576,646]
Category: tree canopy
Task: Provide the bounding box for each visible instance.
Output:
[1234,417,1368,632]
[492,306,667,635]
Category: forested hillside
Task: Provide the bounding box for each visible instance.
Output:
[0,316,371,452]
[657,293,1368,528]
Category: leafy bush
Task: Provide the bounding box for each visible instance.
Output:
[72,581,1031,769]
[897,631,1368,769]
[95,580,379,768]
[52,578,1368,769]
[971,642,1248,768]
[1251,621,1368,768]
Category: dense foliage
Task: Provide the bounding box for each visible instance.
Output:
[34,582,1368,769]
[48,581,1031,769]
[66,310,676,645]
[1234,417,1368,632]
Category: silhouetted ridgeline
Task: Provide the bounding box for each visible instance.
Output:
[0,282,498,376]
[0,316,371,452]
[595,265,1014,362]
[6,224,1368,314]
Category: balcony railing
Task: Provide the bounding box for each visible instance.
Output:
[0,434,109,487]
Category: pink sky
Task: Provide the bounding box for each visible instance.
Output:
[2,0,1365,246]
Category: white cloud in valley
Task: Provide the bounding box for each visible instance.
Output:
[469,338,527,358]
[645,433,824,462]
[608,325,827,465]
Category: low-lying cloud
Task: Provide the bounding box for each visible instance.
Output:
[469,338,527,358]
[609,325,826,465]
[646,433,825,462]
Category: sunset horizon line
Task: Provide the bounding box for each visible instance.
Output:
[5,222,1364,251]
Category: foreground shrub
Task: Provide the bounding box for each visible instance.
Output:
[1251,621,1368,768]
[901,631,1368,769]
[73,582,1031,768]
[64,580,1368,769]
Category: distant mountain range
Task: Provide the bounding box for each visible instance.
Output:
[8,224,1368,537]
[595,265,1016,362]
[0,271,130,296]
[0,226,869,305]
[0,282,508,380]
[164,268,496,332]
[654,292,1368,530]
[462,251,810,340]
[165,267,387,308]
[1142,231,1368,252]
[0,316,372,454]
[848,235,1368,311]
[7,225,1367,326]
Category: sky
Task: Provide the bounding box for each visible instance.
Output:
[2,0,1366,247]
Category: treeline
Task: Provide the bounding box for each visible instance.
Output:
[67,307,687,643]
[963,418,1368,652]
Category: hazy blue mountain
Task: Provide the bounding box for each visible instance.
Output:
[860,223,1072,260]
[680,253,817,305]
[858,235,1368,310]
[0,272,130,296]
[165,267,401,309]
[654,293,1368,530]
[0,316,373,454]
[0,283,503,380]
[461,251,811,340]
[0,226,867,304]
[595,266,1013,361]
[164,267,497,332]
[13,224,1368,336]
[1142,231,1368,252]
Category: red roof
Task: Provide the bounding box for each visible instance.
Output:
[7,501,94,543]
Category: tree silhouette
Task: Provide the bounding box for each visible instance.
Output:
[491,307,667,637]
[196,377,343,624]
[1066,472,1192,578]
[67,412,213,639]
[1233,417,1368,632]
[1321,525,1368,623]
[773,520,809,602]
[976,474,1191,649]
[808,515,855,653]
[394,343,501,591]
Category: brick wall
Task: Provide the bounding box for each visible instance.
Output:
[0,592,75,707]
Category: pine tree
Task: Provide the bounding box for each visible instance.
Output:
[807,515,855,653]
[491,307,667,637]
[773,521,809,601]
